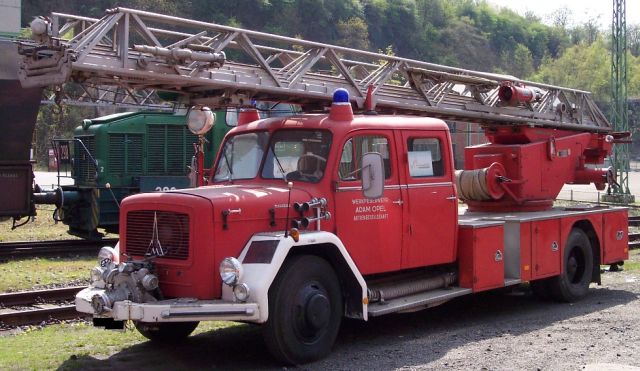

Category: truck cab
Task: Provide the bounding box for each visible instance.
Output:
[210,101,458,275]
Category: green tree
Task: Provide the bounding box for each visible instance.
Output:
[532,38,611,102]
[437,17,498,71]
[508,43,534,79]
[337,17,370,50]
[34,104,95,165]
[628,24,640,57]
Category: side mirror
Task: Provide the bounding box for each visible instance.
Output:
[361,152,384,199]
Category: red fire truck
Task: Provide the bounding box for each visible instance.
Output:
[15,8,628,365]
[76,89,627,364]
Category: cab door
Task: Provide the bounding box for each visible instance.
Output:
[333,131,404,275]
[397,130,458,269]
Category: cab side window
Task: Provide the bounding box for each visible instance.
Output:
[339,135,391,180]
[407,137,444,177]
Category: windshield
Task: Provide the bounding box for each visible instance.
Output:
[262,130,332,183]
[213,129,332,183]
[213,132,269,181]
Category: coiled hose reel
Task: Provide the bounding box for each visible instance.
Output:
[455,162,509,201]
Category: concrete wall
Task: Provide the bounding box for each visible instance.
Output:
[0,0,20,36]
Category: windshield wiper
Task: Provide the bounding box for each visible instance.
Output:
[222,148,233,182]
[270,145,288,183]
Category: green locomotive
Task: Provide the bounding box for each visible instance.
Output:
[51,104,296,239]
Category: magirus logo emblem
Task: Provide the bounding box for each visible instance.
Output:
[147,212,167,256]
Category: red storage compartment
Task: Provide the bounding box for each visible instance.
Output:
[458,222,505,292]
[531,219,561,279]
[602,209,629,264]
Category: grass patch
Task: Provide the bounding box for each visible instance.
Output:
[0,321,243,370]
[0,206,76,242]
[624,249,640,272]
[0,256,95,293]
[0,205,118,242]
[0,322,135,370]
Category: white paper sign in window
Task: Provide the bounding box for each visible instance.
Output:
[408,150,433,177]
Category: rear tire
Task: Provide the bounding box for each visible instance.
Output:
[548,229,593,302]
[262,255,343,365]
[135,321,199,342]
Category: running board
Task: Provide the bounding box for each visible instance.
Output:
[504,278,521,287]
[367,287,472,317]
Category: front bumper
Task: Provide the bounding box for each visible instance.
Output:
[76,287,260,323]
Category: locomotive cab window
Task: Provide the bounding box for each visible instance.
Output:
[407,137,444,177]
[339,135,391,181]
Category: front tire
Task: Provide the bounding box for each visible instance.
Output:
[262,255,343,365]
[135,321,199,342]
[548,229,594,302]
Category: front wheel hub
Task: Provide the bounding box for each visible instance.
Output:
[305,292,330,330]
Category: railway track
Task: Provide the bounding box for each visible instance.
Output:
[0,234,638,328]
[629,214,640,249]
[0,286,88,327]
[0,238,118,258]
[0,213,637,327]
[556,198,640,210]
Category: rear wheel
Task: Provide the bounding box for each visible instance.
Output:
[135,321,199,342]
[548,229,593,302]
[262,255,343,365]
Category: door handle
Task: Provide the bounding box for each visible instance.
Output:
[446,195,457,200]
[392,200,404,205]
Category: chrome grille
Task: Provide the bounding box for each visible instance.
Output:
[125,210,190,260]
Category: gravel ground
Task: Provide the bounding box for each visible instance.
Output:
[318,271,640,371]
[66,268,640,371]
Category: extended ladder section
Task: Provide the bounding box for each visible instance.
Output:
[18,7,610,132]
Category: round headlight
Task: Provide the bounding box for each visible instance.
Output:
[98,246,118,267]
[233,283,250,302]
[187,106,215,135]
[219,257,243,286]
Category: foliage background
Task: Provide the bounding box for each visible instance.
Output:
[20,0,640,162]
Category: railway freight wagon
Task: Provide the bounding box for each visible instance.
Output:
[50,105,297,239]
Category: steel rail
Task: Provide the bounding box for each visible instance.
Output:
[0,286,86,306]
[0,286,87,327]
[0,238,118,258]
[0,306,82,327]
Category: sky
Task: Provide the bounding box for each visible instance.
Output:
[487,0,640,28]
